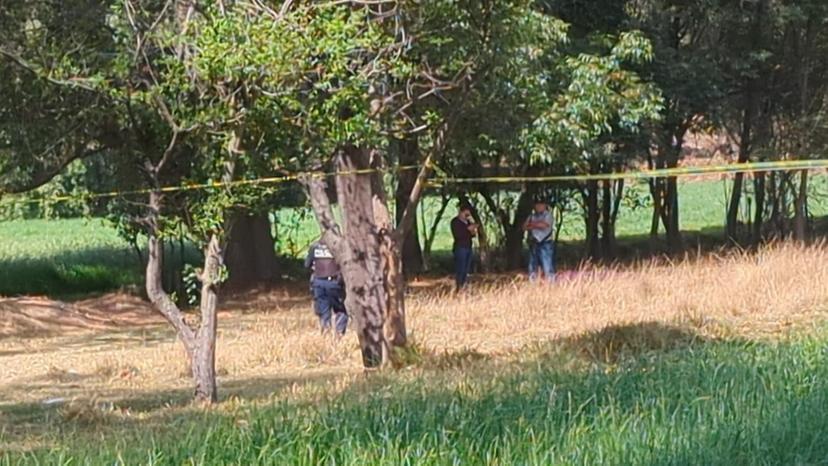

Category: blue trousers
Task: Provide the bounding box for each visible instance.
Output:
[453,247,473,289]
[528,241,555,282]
[311,280,348,335]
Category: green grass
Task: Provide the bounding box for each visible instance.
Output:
[0,219,141,297]
[3,323,828,464]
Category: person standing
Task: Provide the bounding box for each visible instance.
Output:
[305,239,348,335]
[524,199,555,282]
[451,204,478,290]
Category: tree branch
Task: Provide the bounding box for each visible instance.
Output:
[301,173,345,256]
[0,48,100,93]
[393,120,450,241]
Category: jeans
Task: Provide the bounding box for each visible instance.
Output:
[311,280,348,335]
[528,241,555,282]
[453,247,473,289]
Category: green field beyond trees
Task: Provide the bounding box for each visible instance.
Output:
[3,178,828,298]
[3,323,827,465]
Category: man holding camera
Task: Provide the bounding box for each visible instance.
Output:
[523,199,555,283]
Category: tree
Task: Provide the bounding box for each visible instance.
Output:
[625,0,726,251]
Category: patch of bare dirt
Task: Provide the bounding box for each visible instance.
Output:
[0,293,160,339]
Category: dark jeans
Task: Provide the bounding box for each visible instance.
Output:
[311,279,348,335]
[528,241,555,282]
[453,247,473,289]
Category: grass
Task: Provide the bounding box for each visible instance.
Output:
[0,219,140,298]
[2,243,828,464]
[4,329,828,465]
[3,177,828,298]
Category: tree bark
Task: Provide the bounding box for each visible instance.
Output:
[370,151,407,349]
[793,170,808,242]
[459,192,491,272]
[752,173,765,244]
[501,189,534,269]
[726,105,754,242]
[600,179,623,259]
[584,180,600,259]
[224,212,277,288]
[145,190,220,403]
[191,234,220,402]
[305,146,389,368]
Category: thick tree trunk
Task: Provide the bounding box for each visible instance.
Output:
[600,179,623,259]
[338,147,389,367]
[371,152,407,349]
[600,179,613,259]
[305,146,389,368]
[394,138,424,275]
[224,212,277,288]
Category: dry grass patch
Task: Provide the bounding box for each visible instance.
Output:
[1,243,827,422]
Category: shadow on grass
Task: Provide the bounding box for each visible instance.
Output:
[4,321,827,464]
[0,246,142,298]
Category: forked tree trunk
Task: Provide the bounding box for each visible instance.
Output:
[459,193,491,271]
[481,187,533,270]
[304,126,448,365]
[145,191,220,403]
[727,106,754,242]
[306,146,389,367]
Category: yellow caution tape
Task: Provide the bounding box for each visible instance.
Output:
[0,159,825,208]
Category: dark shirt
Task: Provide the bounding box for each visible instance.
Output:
[305,242,341,280]
[451,216,472,249]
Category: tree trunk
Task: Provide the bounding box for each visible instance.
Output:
[727,106,754,242]
[663,167,682,252]
[145,191,220,403]
[504,189,534,269]
[192,233,221,403]
[752,173,765,244]
[584,180,600,259]
[394,138,424,275]
[601,179,623,259]
[371,151,407,349]
[459,193,491,272]
[600,179,613,259]
[793,170,808,242]
[422,193,450,270]
[305,146,389,368]
[224,212,277,288]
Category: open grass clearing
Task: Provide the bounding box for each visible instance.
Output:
[1,243,828,463]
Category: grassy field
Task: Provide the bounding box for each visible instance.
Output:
[2,244,828,464]
[0,219,141,298]
[3,177,828,464]
[7,178,822,298]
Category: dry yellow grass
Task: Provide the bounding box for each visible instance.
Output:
[1,242,827,413]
